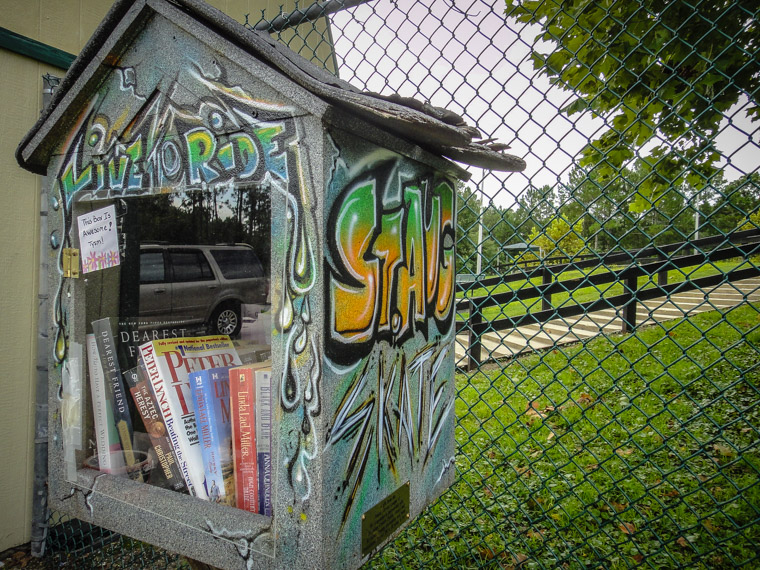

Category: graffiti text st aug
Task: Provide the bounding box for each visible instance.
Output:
[327,175,455,362]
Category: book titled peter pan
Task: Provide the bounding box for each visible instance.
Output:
[138,335,241,499]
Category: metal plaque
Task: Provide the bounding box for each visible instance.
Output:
[361,481,410,557]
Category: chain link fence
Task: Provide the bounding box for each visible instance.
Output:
[42,0,759,567]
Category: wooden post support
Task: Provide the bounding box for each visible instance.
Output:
[541,267,552,312]
[468,300,483,371]
[622,273,638,334]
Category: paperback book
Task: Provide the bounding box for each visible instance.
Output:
[91,317,139,479]
[124,364,186,492]
[191,367,235,506]
[255,365,273,516]
[229,363,264,513]
[86,333,124,473]
[230,361,273,515]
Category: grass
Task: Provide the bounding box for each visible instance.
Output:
[457,258,757,323]
[372,303,760,569]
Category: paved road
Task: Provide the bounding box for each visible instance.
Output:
[455,277,760,367]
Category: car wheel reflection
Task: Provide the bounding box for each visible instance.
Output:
[212,303,241,336]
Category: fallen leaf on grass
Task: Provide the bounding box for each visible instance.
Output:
[615,448,634,457]
[703,519,719,533]
[633,554,644,563]
[677,537,689,548]
[527,401,556,417]
[526,529,544,541]
[712,443,735,457]
[546,431,555,441]
[502,553,529,568]
[478,547,496,560]
[611,501,628,512]
[577,392,595,406]
[619,522,636,535]
[516,467,533,478]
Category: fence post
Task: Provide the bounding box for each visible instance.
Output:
[622,272,638,334]
[658,252,668,286]
[468,299,483,371]
[541,267,552,312]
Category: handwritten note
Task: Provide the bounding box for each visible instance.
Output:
[77,205,120,273]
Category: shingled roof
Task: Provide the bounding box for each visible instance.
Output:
[16,0,525,174]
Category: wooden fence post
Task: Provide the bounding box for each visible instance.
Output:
[658,252,668,286]
[622,272,638,334]
[468,299,483,371]
[541,267,552,312]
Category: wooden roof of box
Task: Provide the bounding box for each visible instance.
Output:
[16,0,525,176]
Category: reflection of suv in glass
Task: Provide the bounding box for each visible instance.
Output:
[139,243,268,336]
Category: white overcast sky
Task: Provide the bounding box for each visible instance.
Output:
[329,0,759,209]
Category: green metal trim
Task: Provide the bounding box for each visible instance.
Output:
[0,26,75,70]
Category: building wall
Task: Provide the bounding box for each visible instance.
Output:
[0,0,333,552]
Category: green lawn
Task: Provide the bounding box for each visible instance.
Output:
[457,258,757,323]
[373,303,760,569]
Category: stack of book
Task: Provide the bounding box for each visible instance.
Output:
[87,325,272,515]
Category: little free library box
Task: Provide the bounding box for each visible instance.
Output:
[16,0,524,568]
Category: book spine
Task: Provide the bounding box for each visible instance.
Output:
[139,342,197,497]
[86,334,123,472]
[128,362,186,492]
[209,369,235,507]
[230,367,258,513]
[192,370,223,503]
[92,318,137,475]
[255,369,272,516]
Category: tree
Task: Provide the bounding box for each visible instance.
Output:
[740,211,760,231]
[456,184,482,274]
[701,173,760,234]
[505,0,760,210]
[518,184,556,230]
[527,217,586,260]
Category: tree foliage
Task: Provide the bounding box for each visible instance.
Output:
[528,217,586,259]
[505,0,760,209]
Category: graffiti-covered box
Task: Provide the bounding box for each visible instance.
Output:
[15,1,470,568]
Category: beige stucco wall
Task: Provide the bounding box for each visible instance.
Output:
[0,0,333,552]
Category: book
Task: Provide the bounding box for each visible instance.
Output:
[229,363,268,513]
[138,335,241,499]
[191,367,235,506]
[91,317,140,480]
[255,364,273,516]
[86,333,124,473]
[124,363,186,492]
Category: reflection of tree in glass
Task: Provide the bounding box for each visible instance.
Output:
[136,186,271,268]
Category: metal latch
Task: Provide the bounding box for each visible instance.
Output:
[62,248,80,278]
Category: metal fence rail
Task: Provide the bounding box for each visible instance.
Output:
[43,0,760,568]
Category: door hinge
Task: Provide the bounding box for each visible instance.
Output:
[63,248,80,278]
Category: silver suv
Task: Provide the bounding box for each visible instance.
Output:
[139,243,268,336]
